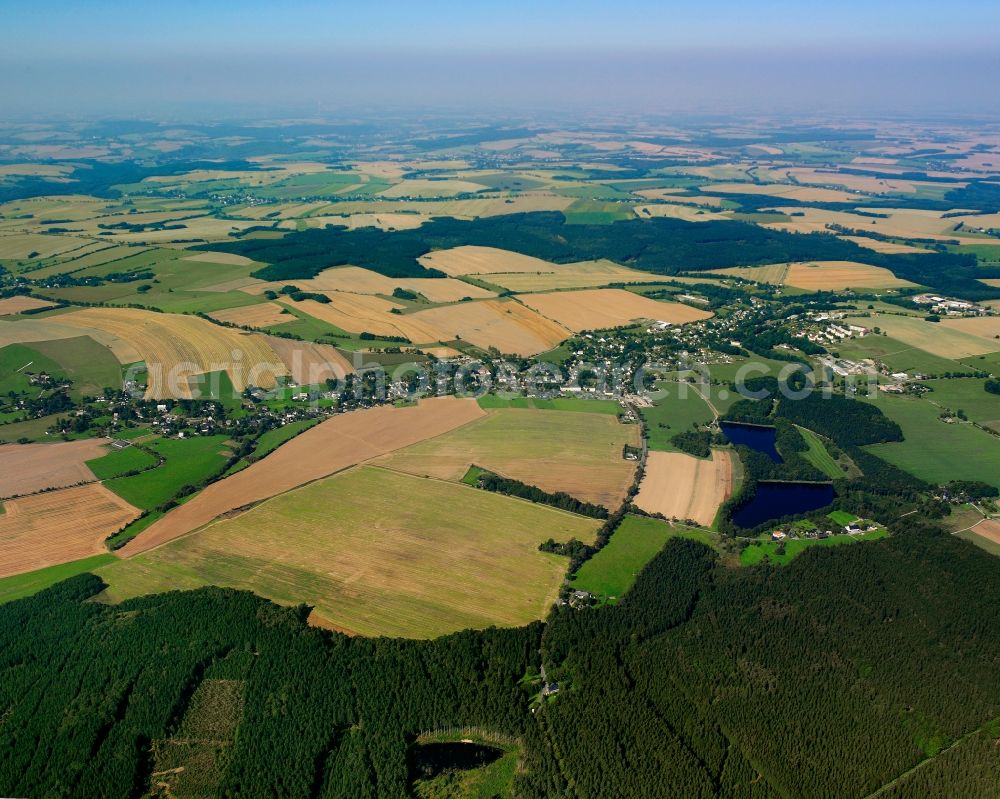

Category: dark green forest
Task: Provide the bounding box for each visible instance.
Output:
[2,521,1000,798]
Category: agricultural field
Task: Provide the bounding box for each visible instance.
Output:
[85,443,159,480]
[919,378,1000,428]
[418,245,564,276]
[0,483,139,577]
[639,383,716,450]
[711,261,915,290]
[796,426,850,479]
[572,515,718,602]
[0,306,353,397]
[845,315,1000,359]
[244,264,497,302]
[103,435,232,510]
[634,450,732,526]
[475,395,621,414]
[479,259,654,292]
[376,406,639,508]
[862,394,1000,489]
[119,397,485,554]
[0,438,108,498]
[0,296,56,315]
[518,288,712,332]
[831,335,963,375]
[98,465,593,638]
[208,301,293,328]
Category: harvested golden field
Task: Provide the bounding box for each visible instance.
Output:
[634,204,730,222]
[181,251,255,266]
[60,308,284,395]
[261,336,354,384]
[283,212,431,231]
[938,316,1000,345]
[120,397,486,555]
[634,450,732,526]
[844,316,1000,359]
[749,261,917,290]
[0,484,140,577]
[407,299,571,355]
[703,182,861,203]
[308,195,575,220]
[0,439,109,498]
[208,302,292,329]
[377,407,640,508]
[282,293,442,342]
[484,260,654,292]
[248,265,496,302]
[710,264,790,285]
[0,316,142,362]
[837,236,932,254]
[0,296,56,315]
[99,465,588,639]
[519,288,712,332]
[419,245,560,276]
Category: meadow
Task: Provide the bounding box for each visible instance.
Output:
[740,529,888,566]
[98,465,593,638]
[376,407,639,508]
[572,514,718,602]
[862,394,1000,489]
[103,435,232,510]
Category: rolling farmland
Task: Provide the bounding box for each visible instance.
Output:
[0,484,139,577]
[99,465,593,638]
[118,397,486,555]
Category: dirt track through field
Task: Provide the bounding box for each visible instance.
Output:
[118,396,486,556]
[634,450,732,526]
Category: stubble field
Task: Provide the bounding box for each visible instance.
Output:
[98,465,594,638]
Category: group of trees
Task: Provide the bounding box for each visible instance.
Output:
[474,470,609,519]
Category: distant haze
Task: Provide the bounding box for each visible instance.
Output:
[2,0,998,119]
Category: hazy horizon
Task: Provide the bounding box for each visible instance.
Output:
[3,0,999,120]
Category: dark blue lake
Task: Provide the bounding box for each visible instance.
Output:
[720,421,782,462]
[732,481,835,529]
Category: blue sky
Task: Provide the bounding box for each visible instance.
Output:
[2,1,998,117]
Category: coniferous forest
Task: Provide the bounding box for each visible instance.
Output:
[2,520,999,798]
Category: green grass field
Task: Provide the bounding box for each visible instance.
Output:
[740,529,888,566]
[0,413,70,443]
[796,426,844,479]
[0,554,117,604]
[862,394,1000,489]
[103,434,231,509]
[639,383,715,451]
[98,465,595,638]
[832,335,962,376]
[572,515,718,601]
[956,528,1000,557]
[476,394,621,414]
[827,510,859,526]
[0,342,64,395]
[26,335,123,396]
[85,444,158,480]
